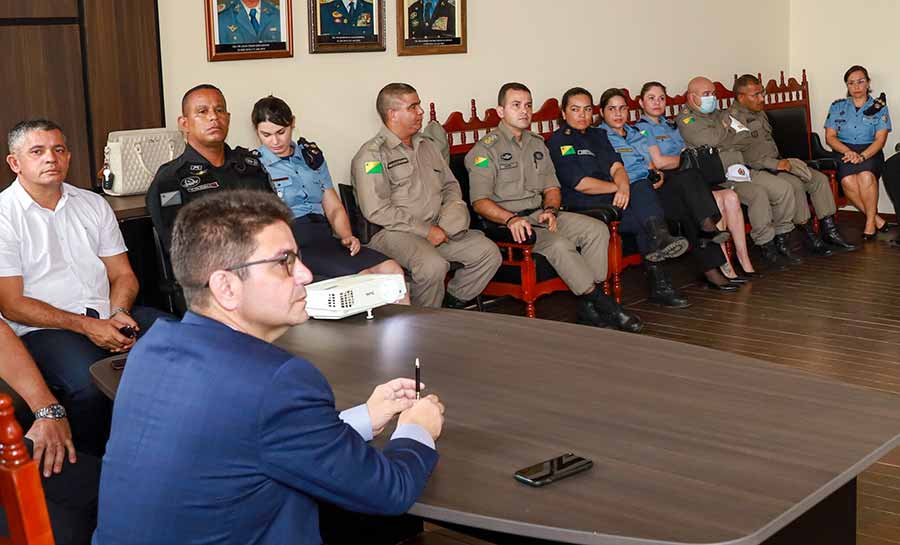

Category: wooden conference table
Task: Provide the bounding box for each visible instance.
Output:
[91,305,900,544]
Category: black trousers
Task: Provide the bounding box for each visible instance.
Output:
[658,169,726,271]
[883,152,900,212]
[0,438,99,545]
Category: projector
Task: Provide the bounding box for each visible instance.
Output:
[305,273,407,320]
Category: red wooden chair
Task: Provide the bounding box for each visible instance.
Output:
[0,394,54,545]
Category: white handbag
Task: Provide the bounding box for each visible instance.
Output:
[101,128,185,196]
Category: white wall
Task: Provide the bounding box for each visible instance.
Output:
[158,0,790,185]
[789,0,897,214]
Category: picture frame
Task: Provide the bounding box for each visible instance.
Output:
[396,0,466,56]
[308,0,386,53]
[205,0,294,62]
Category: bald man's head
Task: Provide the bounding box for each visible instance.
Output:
[686,77,715,111]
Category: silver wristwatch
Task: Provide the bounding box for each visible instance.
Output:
[33,404,67,420]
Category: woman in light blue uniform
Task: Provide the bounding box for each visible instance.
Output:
[252,96,408,292]
[824,65,893,239]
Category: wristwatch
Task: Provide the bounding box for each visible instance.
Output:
[33,404,67,420]
[110,307,131,318]
[543,206,559,216]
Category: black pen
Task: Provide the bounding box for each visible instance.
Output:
[415,358,421,400]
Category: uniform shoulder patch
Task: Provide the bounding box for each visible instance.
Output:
[474,156,490,168]
[682,116,695,125]
[364,161,383,174]
[480,133,498,147]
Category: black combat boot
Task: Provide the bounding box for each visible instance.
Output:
[442,292,469,309]
[759,240,787,270]
[643,217,690,262]
[820,215,857,251]
[644,262,691,308]
[798,221,833,257]
[577,288,643,333]
[774,233,803,265]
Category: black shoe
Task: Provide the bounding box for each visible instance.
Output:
[644,263,690,309]
[759,240,787,270]
[774,233,803,265]
[698,228,732,245]
[820,215,857,251]
[442,292,469,309]
[889,239,900,249]
[726,275,751,284]
[703,279,740,291]
[589,291,644,333]
[877,221,898,233]
[738,269,764,279]
[798,221,833,257]
[862,232,877,241]
[863,92,887,116]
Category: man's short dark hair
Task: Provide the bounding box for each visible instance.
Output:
[376,83,417,123]
[561,87,593,110]
[170,190,293,309]
[181,84,225,115]
[7,119,65,154]
[498,82,531,106]
[251,95,294,128]
[733,74,761,96]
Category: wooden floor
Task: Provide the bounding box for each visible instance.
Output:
[428,212,900,544]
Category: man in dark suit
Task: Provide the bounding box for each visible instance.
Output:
[93,190,444,545]
[407,0,456,38]
[319,0,374,36]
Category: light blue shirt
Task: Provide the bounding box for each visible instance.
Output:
[824,96,892,145]
[338,403,435,449]
[257,143,334,218]
[634,115,686,157]
[599,122,652,182]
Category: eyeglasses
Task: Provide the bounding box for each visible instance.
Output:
[847,78,868,87]
[204,250,302,287]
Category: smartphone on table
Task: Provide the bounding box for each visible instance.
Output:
[514,453,593,487]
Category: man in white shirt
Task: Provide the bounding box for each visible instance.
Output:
[0,119,169,455]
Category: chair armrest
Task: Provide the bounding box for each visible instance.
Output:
[807,158,839,171]
[479,219,537,245]
[566,205,621,224]
[338,184,381,244]
[811,132,841,161]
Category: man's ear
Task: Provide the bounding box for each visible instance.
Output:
[207,270,242,312]
[495,105,505,119]
[5,154,20,175]
[178,115,189,135]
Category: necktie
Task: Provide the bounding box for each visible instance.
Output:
[348,1,355,19]
[249,8,260,34]
[425,0,434,20]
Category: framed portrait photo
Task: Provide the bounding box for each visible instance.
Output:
[205,0,294,62]
[396,0,466,56]
[308,0,386,53]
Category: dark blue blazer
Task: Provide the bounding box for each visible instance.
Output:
[93,312,438,545]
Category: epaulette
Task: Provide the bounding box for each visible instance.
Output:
[366,135,385,152]
[831,98,844,106]
[298,137,325,170]
[230,146,263,170]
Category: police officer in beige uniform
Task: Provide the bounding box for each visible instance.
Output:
[677,76,798,266]
[351,83,501,309]
[465,83,642,332]
[728,74,856,254]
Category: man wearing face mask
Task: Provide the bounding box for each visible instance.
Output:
[677,76,797,267]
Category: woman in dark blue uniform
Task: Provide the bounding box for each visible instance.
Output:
[252,96,408,296]
[824,65,893,239]
[549,87,691,308]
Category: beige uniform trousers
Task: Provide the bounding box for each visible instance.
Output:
[530,211,610,296]
[367,229,501,308]
[776,169,836,224]
[720,170,795,245]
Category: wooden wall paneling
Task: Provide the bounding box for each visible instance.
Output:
[0,0,79,19]
[82,0,165,177]
[0,24,91,190]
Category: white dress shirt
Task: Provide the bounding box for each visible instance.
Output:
[0,180,127,336]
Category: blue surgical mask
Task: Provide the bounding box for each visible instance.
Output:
[699,95,717,114]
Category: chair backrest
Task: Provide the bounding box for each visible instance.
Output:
[338,184,380,244]
[0,394,54,545]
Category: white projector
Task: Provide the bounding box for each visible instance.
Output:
[305,273,407,320]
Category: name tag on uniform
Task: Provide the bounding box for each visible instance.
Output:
[159,191,182,208]
[615,147,633,153]
[387,158,410,169]
[576,149,595,156]
[498,162,518,170]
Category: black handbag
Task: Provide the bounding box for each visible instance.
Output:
[679,145,726,186]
